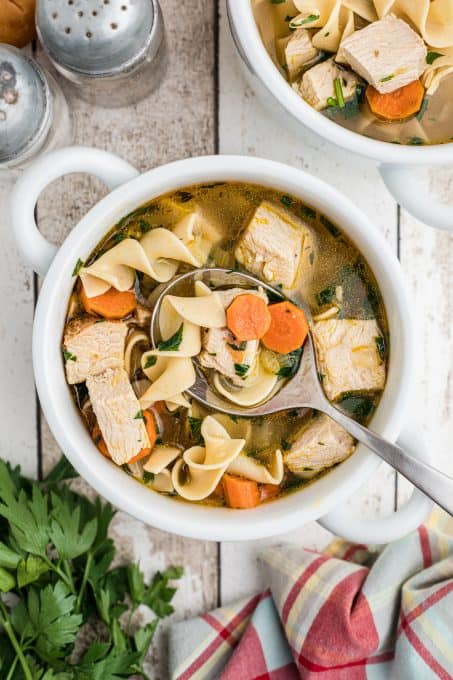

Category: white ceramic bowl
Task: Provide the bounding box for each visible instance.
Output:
[227,2,453,232]
[10,147,432,543]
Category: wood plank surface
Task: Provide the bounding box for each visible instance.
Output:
[35,2,218,676]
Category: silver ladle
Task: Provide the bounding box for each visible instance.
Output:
[150,267,453,516]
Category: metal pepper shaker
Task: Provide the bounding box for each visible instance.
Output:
[36,0,167,108]
[0,44,71,173]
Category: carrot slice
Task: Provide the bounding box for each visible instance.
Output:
[223,474,260,509]
[81,285,137,319]
[262,301,308,354]
[128,410,158,464]
[226,294,271,341]
[91,422,110,458]
[365,80,425,122]
[260,484,280,502]
[91,410,157,464]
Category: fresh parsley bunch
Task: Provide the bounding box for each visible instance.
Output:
[0,457,183,679]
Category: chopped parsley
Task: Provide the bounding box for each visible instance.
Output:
[280,195,293,207]
[63,350,77,362]
[277,348,303,378]
[301,205,316,220]
[139,219,152,233]
[234,363,250,378]
[158,324,184,351]
[416,97,429,121]
[270,0,285,3]
[426,51,443,65]
[112,232,126,244]
[325,83,364,120]
[408,136,424,146]
[379,74,394,83]
[338,393,375,421]
[375,336,386,361]
[143,471,155,484]
[72,258,84,276]
[320,215,340,237]
[281,439,291,451]
[228,340,247,351]
[289,13,319,28]
[316,286,336,306]
[333,77,345,108]
[134,409,145,420]
[188,417,203,444]
[144,355,158,368]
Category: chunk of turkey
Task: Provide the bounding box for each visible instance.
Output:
[285,29,318,81]
[299,58,361,111]
[86,368,150,465]
[63,317,127,385]
[234,201,315,288]
[284,414,355,477]
[199,288,265,385]
[312,319,386,401]
[337,15,427,94]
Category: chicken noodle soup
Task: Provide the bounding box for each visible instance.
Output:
[64,182,388,508]
[253,0,453,145]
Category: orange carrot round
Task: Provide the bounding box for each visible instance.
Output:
[365,80,425,122]
[92,410,157,464]
[81,285,137,319]
[262,301,308,354]
[128,410,158,464]
[226,294,271,341]
[223,474,260,509]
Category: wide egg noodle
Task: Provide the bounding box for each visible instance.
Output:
[140,356,196,410]
[373,1,453,48]
[172,207,222,266]
[172,416,245,501]
[144,444,181,474]
[293,0,355,52]
[422,47,453,95]
[228,449,284,485]
[124,330,149,377]
[213,360,278,407]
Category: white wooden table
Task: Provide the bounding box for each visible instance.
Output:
[1,1,452,676]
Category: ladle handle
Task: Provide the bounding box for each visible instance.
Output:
[322,402,453,517]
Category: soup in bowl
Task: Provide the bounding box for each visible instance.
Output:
[227,1,453,232]
[11,148,431,542]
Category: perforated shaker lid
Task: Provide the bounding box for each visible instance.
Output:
[36,0,155,76]
[0,45,51,165]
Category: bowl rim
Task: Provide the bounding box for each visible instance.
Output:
[33,154,415,541]
[227,1,453,165]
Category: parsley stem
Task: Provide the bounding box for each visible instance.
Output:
[0,600,33,680]
[42,556,75,594]
[75,552,92,613]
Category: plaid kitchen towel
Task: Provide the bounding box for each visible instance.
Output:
[168,510,453,679]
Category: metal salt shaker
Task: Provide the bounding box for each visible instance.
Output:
[36,0,167,108]
[0,44,71,173]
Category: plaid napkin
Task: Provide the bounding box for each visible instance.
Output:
[168,511,453,679]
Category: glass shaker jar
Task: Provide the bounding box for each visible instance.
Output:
[0,44,72,176]
[36,0,167,108]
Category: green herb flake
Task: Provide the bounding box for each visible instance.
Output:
[277,348,303,379]
[134,409,145,420]
[72,258,84,276]
[408,136,424,146]
[375,336,386,361]
[188,417,203,444]
[289,13,319,28]
[228,341,247,351]
[158,324,184,352]
[177,190,193,203]
[338,393,375,421]
[327,96,338,107]
[301,205,316,220]
[139,219,152,233]
[320,215,340,237]
[284,14,294,22]
[281,439,291,451]
[63,349,77,362]
[426,51,443,64]
[416,97,429,121]
[112,232,126,244]
[280,195,293,207]
[143,471,155,484]
[234,363,250,378]
[325,83,364,120]
[333,77,345,108]
[379,74,394,82]
[270,0,285,4]
[316,285,336,306]
[144,355,158,369]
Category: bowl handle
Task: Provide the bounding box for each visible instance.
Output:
[380,164,453,232]
[318,422,433,544]
[10,146,139,276]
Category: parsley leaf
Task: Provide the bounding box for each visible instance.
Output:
[234,363,250,378]
[72,258,84,277]
[426,51,443,64]
[158,325,184,351]
[63,350,77,362]
[144,355,157,368]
